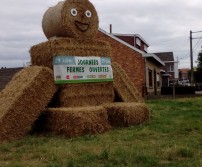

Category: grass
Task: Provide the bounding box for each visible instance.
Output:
[0,97,201,167]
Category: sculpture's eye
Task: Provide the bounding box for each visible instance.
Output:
[71,8,77,16]
[85,10,92,18]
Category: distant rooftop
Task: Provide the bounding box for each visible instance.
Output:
[179,68,190,73]
[154,52,174,62]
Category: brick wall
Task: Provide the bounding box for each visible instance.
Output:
[96,31,146,96]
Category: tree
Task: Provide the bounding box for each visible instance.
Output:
[196,51,202,71]
[195,50,202,83]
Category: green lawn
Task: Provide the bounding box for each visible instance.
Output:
[0,97,201,167]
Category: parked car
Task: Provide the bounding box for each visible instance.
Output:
[178,79,190,86]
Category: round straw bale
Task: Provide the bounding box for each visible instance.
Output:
[103,102,149,127]
[0,66,57,141]
[33,106,111,138]
[42,0,98,40]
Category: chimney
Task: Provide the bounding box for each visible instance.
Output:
[110,24,112,33]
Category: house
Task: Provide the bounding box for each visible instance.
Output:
[97,29,164,96]
[178,68,190,86]
[143,53,164,95]
[179,68,190,80]
[154,52,179,86]
[0,67,23,91]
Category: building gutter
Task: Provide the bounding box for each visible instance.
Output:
[163,61,178,63]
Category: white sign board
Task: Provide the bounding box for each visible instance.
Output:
[53,56,113,84]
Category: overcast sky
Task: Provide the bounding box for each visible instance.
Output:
[0,0,202,69]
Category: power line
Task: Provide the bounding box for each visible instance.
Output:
[192,31,202,34]
[178,39,202,60]
[193,38,202,53]
[192,36,202,39]
[193,38,201,49]
[180,53,190,60]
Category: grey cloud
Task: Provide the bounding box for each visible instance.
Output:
[94,0,202,68]
[0,0,202,68]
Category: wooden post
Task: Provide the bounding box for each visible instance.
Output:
[173,79,175,99]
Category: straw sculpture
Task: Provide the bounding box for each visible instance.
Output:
[33,106,111,137]
[0,66,57,141]
[29,0,149,138]
[0,0,150,141]
[103,102,149,127]
[42,0,98,40]
[112,62,144,103]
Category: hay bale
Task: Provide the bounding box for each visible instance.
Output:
[33,106,111,137]
[42,0,98,40]
[112,62,143,103]
[0,66,57,141]
[103,102,149,127]
[30,38,111,69]
[58,82,114,107]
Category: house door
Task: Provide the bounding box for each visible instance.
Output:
[154,69,157,95]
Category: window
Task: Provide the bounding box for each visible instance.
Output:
[136,38,141,46]
[135,44,141,50]
[144,45,148,52]
[148,69,153,87]
[167,65,174,72]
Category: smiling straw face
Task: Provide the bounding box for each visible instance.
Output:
[62,0,98,39]
[42,0,99,40]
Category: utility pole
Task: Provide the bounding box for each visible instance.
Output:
[190,31,194,85]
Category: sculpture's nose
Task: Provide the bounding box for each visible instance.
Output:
[81,11,85,19]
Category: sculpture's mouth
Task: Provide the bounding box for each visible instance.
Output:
[75,21,89,32]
